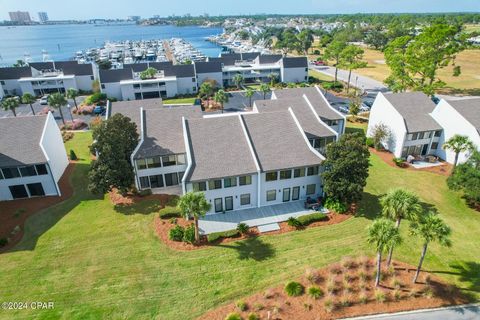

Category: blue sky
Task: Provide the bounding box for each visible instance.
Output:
[1,0,479,21]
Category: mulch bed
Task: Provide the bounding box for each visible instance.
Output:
[0,163,76,253]
[108,189,175,207]
[154,212,352,251]
[369,148,453,176]
[199,258,469,320]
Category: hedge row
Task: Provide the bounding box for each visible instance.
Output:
[159,206,182,219]
[207,229,240,243]
[297,212,328,226]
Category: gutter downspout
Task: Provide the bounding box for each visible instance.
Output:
[130,107,145,190]
[181,116,193,195]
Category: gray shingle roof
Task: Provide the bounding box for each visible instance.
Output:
[219,53,241,66]
[28,62,54,70]
[282,57,308,68]
[99,68,133,83]
[121,62,193,78]
[254,98,335,139]
[194,61,222,73]
[273,87,343,121]
[242,111,323,171]
[54,61,94,76]
[446,98,480,133]
[0,66,32,80]
[167,64,195,78]
[108,98,164,130]
[241,52,260,61]
[134,105,202,159]
[383,92,442,132]
[185,115,257,182]
[257,54,282,65]
[0,115,47,167]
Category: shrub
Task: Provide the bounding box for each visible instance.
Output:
[225,312,242,320]
[183,224,195,243]
[158,206,181,219]
[307,286,323,299]
[391,277,402,289]
[253,302,263,311]
[304,267,320,283]
[297,212,328,225]
[359,278,367,290]
[263,288,274,299]
[326,277,336,294]
[393,157,407,168]
[359,290,368,304]
[236,223,249,234]
[284,281,304,297]
[423,285,434,299]
[61,130,74,142]
[330,263,342,274]
[359,270,367,281]
[341,256,355,269]
[90,116,103,130]
[287,216,302,228]
[324,198,348,213]
[69,149,78,161]
[169,217,177,224]
[343,280,353,293]
[236,300,248,311]
[207,229,240,243]
[85,92,107,105]
[366,137,374,148]
[138,189,152,197]
[247,313,259,320]
[375,289,386,303]
[324,298,335,313]
[0,238,8,247]
[393,289,402,301]
[322,81,343,92]
[168,225,184,242]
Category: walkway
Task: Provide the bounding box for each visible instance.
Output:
[199,201,320,234]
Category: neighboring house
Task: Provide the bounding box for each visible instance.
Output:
[431,98,480,164]
[0,113,69,201]
[194,61,223,88]
[0,66,32,97]
[367,92,443,159]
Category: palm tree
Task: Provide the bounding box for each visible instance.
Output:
[367,218,402,287]
[178,192,211,243]
[21,93,36,115]
[213,89,229,114]
[410,212,451,283]
[48,93,68,125]
[443,135,475,168]
[66,88,79,110]
[381,188,422,266]
[199,82,214,99]
[259,83,271,100]
[245,88,255,108]
[232,74,244,90]
[1,96,20,117]
[267,73,278,87]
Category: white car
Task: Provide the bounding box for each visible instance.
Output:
[338,105,350,113]
[39,95,49,105]
[359,103,371,112]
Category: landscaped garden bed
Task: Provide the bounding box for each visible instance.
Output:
[199,258,468,320]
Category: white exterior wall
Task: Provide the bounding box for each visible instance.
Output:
[0,84,4,99]
[63,78,78,91]
[176,76,197,95]
[19,81,34,95]
[431,100,480,164]
[120,84,136,100]
[367,92,407,158]
[281,67,308,83]
[75,75,94,92]
[40,112,69,183]
[102,83,122,100]
[1,79,22,96]
[196,72,223,88]
[135,163,188,189]
[0,167,58,200]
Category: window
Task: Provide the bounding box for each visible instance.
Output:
[192,87,197,91]
[101,84,105,89]
[0,81,5,85]
[2,167,20,179]
[418,132,424,140]
[192,77,196,82]
[224,177,237,188]
[35,164,48,175]
[19,166,37,177]
[177,154,186,165]
[193,181,207,192]
[209,179,222,190]
[294,168,305,178]
[240,194,250,205]
[162,155,176,166]
[266,190,276,202]
[280,170,292,180]
[9,185,28,199]
[239,175,252,185]
[412,133,418,140]
[178,172,185,181]
[149,175,164,188]
[307,166,319,176]
[133,84,141,89]
[306,184,316,195]
[265,171,278,182]
[214,198,223,212]
[225,196,233,211]
[434,130,442,137]
[136,159,147,170]
[292,186,300,201]
[146,156,161,168]
[283,188,291,202]
[431,142,439,150]
[425,132,432,139]
[164,173,179,186]
[90,76,94,80]
[27,183,45,196]
[139,176,150,189]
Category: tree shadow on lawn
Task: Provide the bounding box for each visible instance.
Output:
[113,200,161,215]
[215,236,276,261]
[430,261,480,302]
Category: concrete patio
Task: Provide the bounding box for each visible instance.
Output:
[199,201,326,235]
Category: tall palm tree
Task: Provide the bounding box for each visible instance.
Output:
[48,92,68,125]
[267,73,278,87]
[213,89,229,114]
[21,93,36,115]
[245,88,254,108]
[232,74,244,90]
[410,212,451,283]
[381,188,422,266]
[443,135,475,168]
[259,83,271,100]
[367,218,402,287]
[2,96,20,117]
[66,88,79,111]
[178,192,211,243]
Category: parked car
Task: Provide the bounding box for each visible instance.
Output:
[359,103,371,112]
[40,95,49,105]
[313,60,326,66]
[338,105,350,113]
[431,96,440,104]
[93,105,105,115]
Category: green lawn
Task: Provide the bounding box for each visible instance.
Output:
[0,130,479,319]
[308,68,334,82]
[162,97,196,104]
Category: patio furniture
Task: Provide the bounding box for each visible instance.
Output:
[304,197,321,209]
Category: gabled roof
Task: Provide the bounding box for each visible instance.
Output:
[167,64,195,78]
[99,68,133,83]
[446,98,480,133]
[383,92,442,133]
[241,52,260,61]
[108,98,164,130]
[185,115,257,182]
[281,57,308,68]
[0,66,32,80]
[219,53,241,66]
[134,105,202,159]
[29,61,94,76]
[0,115,47,167]
[273,87,343,121]
[254,98,335,139]
[194,61,222,74]
[257,54,282,65]
[241,110,322,171]
[29,62,54,70]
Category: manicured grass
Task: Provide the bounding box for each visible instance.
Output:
[308,69,335,82]
[0,129,479,319]
[162,97,196,104]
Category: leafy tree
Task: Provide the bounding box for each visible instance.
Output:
[410,212,451,283]
[267,73,278,87]
[237,30,250,40]
[1,96,20,117]
[96,60,112,70]
[178,192,211,243]
[213,89,229,114]
[348,93,361,117]
[199,81,214,99]
[13,59,26,67]
[339,45,367,93]
[370,123,391,150]
[245,88,255,108]
[381,188,422,265]
[322,132,370,206]
[139,67,158,80]
[323,39,347,84]
[48,93,68,125]
[442,134,475,167]
[66,88,79,110]
[232,74,244,89]
[447,150,480,208]
[364,28,389,51]
[259,83,271,99]
[367,218,402,287]
[298,29,314,54]
[88,114,139,195]
[21,93,36,115]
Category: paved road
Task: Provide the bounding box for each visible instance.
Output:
[345,304,480,320]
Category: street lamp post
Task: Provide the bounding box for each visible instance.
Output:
[67,104,73,122]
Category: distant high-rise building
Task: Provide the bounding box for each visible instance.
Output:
[9,11,31,23]
[38,12,49,23]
